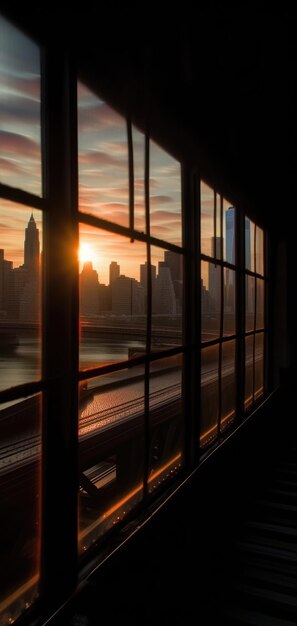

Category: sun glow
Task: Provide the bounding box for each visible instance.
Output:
[79,243,94,265]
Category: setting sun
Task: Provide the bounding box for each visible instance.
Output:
[79,242,94,265]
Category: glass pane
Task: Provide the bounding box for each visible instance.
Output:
[223,202,235,264]
[256,278,265,329]
[0,16,42,196]
[256,226,264,276]
[201,180,214,257]
[150,140,182,246]
[78,367,144,552]
[223,268,236,336]
[0,200,42,391]
[245,335,254,410]
[245,274,255,333]
[221,340,236,433]
[255,333,264,400]
[148,355,183,493]
[78,82,129,227]
[245,217,255,272]
[201,260,221,341]
[0,393,41,624]
[151,247,183,350]
[79,225,146,369]
[200,345,219,448]
[132,125,145,233]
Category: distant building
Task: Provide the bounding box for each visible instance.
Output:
[24,213,40,274]
[245,217,251,269]
[226,207,235,264]
[153,262,176,314]
[112,275,144,315]
[80,262,99,316]
[208,262,220,314]
[109,261,120,285]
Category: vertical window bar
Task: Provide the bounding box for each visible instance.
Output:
[127,118,134,239]
[265,232,271,393]
[41,48,78,609]
[252,224,257,402]
[183,168,198,467]
[236,209,245,420]
[143,131,151,500]
[218,194,223,438]
[214,190,217,261]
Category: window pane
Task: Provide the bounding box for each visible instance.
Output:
[223,268,236,336]
[256,226,264,276]
[132,125,145,233]
[150,140,182,246]
[223,202,235,264]
[0,200,42,391]
[78,367,144,552]
[201,260,221,341]
[148,355,183,493]
[256,278,265,329]
[79,225,146,369]
[255,333,264,400]
[201,181,214,257]
[215,193,222,260]
[245,217,255,271]
[245,274,255,333]
[0,393,41,624]
[200,345,219,448]
[0,15,42,196]
[151,247,183,350]
[78,82,129,227]
[221,340,236,433]
[245,335,254,410]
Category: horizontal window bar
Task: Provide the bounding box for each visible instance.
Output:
[200,253,236,271]
[0,182,46,210]
[245,328,266,337]
[79,345,186,381]
[0,379,46,404]
[245,268,266,280]
[78,211,185,254]
[200,334,237,349]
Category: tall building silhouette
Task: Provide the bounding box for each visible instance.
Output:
[245,217,251,269]
[226,207,235,264]
[24,213,40,273]
[109,261,120,285]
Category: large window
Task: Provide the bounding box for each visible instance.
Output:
[0,15,42,625]
[0,13,270,626]
[200,183,237,448]
[77,83,184,554]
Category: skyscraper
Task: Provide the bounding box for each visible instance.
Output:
[245,217,251,269]
[226,207,235,264]
[24,213,40,273]
[109,261,120,285]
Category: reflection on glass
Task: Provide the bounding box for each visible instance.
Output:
[245,217,255,272]
[201,181,214,257]
[79,225,146,369]
[151,247,183,350]
[150,140,182,246]
[245,274,255,333]
[148,355,183,493]
[0,16,41,196]
[200,345,219,447]
[0,201,42,391]
[78,82,129,227]
[78,367,144,552]
[255,333,264,399]
[224,268,235,336]
[201,260,221,341]
[223,201,235,264]
[256,278,265,329]
[221,340,236,432]
[256,226,264,276]
[245,335,254,410]
[0,393,41,624]
[132,125,145,233]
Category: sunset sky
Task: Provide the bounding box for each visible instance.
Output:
[0,14,182,282]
